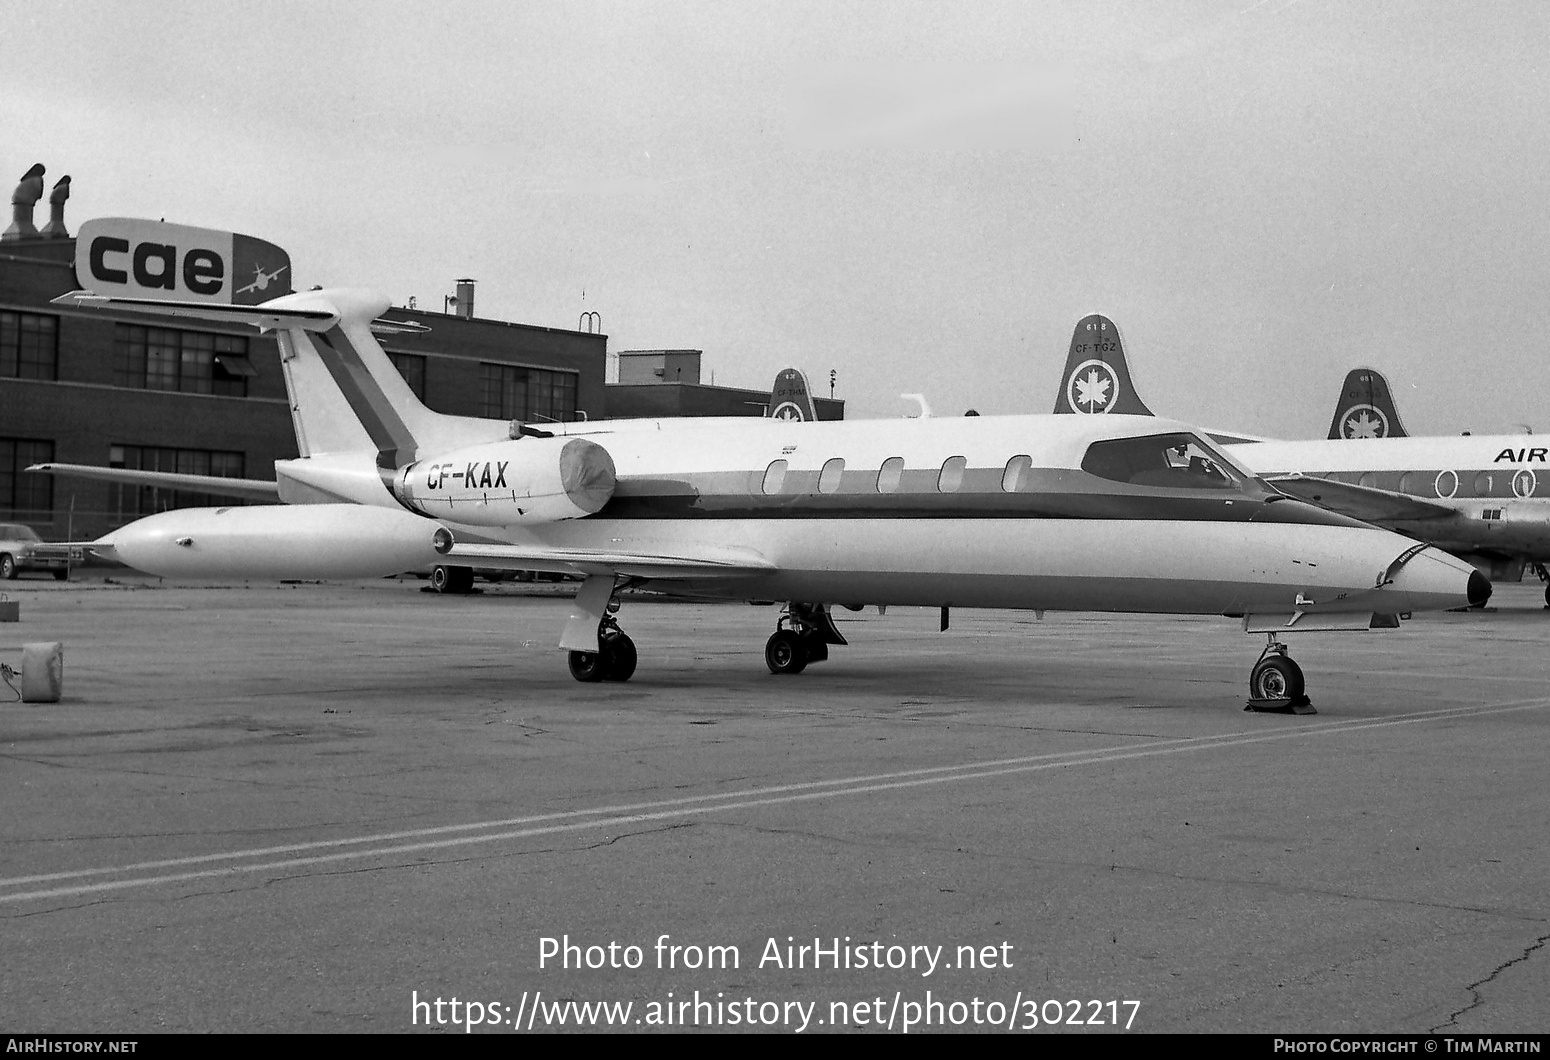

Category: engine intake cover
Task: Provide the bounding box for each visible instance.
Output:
[393,436,616,526]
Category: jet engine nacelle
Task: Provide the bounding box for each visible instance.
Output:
[392,436,616,526]
[95,504,446,580]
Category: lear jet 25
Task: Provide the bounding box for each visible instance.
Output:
[39,247,1483,708]
[1052,314,1550,605]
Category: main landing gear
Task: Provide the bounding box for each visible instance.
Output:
[1535,563,1550,610]
[765,603,847,675]
[567,609,637,683]
[1245,634,1313,714]
[564,575,637,683]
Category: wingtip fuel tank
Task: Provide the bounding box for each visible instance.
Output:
[96,504,446,581]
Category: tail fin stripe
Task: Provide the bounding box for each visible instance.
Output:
[305,326,420,467]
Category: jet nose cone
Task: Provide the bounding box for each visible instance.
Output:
[1467,570,1492,608]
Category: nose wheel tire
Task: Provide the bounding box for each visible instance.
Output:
[1250,655,1305,702]
[765,630,809,674]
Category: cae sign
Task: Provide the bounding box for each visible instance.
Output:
[74,218,292,305]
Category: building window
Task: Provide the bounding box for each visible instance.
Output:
[108,445,246,517]
[0,311,59,380]
[480,363,579,422]
[0,437,54,519]
[113,323,254,396]
[388,352,427,401]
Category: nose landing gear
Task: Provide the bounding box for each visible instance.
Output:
[1246,634,1314,714]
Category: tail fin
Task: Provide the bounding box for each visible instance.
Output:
[1053,313,1155,416]
[768,368,819,421]
[1328,368,1408,439]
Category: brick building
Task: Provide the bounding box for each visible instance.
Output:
[0,176,606,540]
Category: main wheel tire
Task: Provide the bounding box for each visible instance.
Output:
[430,565,475,594]
[1544,583,1549,609]
[1250,655,1305,701]
[0,554,15,580]
[568,649,607,682]
[765,630,808,675]
[601,632,637,682]
[53,569,69,581]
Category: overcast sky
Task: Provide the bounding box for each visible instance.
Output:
[5,1,1547,434]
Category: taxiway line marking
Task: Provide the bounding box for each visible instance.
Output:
[4,696,1547,905]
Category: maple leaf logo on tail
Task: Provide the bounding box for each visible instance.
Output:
[1066,359,1120,414]
[1340,404,1389,439]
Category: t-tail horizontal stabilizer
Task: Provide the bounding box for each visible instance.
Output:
[1053,313,1156,416]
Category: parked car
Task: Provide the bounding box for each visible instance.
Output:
[0,523,76,580]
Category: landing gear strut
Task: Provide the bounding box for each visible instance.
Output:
[564,575,637,683]
[1245,634,1313,714]
[765,603,846,675]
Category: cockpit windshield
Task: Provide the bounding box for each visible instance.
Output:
[1080,433,1245,490]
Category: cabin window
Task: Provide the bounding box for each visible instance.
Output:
[937,456,967,493]
[1434,470,1458,499]
[762,460,788,494]
[877,457,904,493]
[1080,433,1238,490]
[1473,472,1493,496]
[819,458,845,494]
[1002,455,1033,492]
[1398,471,1418,495]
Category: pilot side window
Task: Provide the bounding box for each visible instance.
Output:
[762,460,788,494]
[877,457,904,493]
[819,458,845,494]
[1080,434,1237,490]
[1002,455,1033,492]
[938,456,967,492]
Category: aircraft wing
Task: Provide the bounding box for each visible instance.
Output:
[441,541,777,580]
[27,463,281,501]
[1265,474,1457,522]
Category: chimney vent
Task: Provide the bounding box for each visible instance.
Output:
[2,163,46,242]
[41,175,71,239]
[455,278,476,319]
